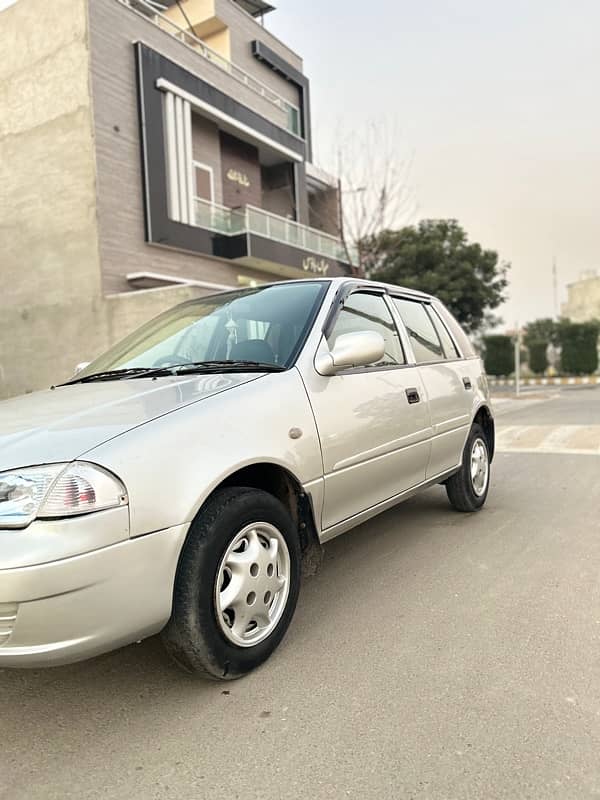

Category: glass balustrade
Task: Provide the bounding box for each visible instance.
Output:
[194,199,356,264]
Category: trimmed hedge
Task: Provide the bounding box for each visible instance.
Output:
[483,334,513,376]
[558,321,599,375]
[528,341,548,375]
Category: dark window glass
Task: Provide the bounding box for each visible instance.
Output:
[427,306,459,358]
[327,293,405,367]
[194,164,213,201]
[392,298,444,363]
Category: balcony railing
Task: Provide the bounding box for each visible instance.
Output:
[117,0,301,136]
[193,198,356,264]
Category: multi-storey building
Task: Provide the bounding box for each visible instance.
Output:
[1,0,353,398]
[561,270,600,323]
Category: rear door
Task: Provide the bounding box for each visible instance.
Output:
[391,297,473,478]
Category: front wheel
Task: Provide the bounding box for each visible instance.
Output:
[445,423,490,512]
[162,487,301,680]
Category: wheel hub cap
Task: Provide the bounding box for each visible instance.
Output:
[470,437,489,497]
[214,522,290,647]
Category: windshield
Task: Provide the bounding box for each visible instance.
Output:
[77,281,328,378]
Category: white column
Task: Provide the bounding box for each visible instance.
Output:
[174,95,188,224]
[182,99,195,224]
[163,91,180,221]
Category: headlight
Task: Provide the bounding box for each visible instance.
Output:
[0,462,128,529]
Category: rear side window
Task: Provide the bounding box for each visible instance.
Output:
[427,306,459,359]
[433,302,475,358]
[392,298,444,363]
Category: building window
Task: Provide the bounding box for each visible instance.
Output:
[193,162,214,203]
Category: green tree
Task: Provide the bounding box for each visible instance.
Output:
[523,318,558,348]
[365,220,508,333]
[557,320,600,375]
[482,334,513,376]
[528,341,548,375]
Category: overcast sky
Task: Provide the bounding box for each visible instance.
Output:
[267,0,600,327]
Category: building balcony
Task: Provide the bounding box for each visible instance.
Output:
[194,198,356,275]
[116,0,301,136]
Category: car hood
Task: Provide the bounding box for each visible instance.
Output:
[0,373,263,471]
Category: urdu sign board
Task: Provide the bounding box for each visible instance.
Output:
[302,256,330,275]
[226,169,251,188]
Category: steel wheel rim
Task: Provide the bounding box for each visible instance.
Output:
[214,522,291,648]
[470,437,489,497]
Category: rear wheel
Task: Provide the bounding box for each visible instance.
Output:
[162,487,301,680]
[445,423,490,512]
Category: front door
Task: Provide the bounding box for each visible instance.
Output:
[391,297,472,477]
[304,291,432,531]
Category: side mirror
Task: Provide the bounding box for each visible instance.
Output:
[73,362,90,376]
[315,331,385,376]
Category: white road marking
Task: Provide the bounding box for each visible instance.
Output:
[498,447,600,456]
[496,425,600,456]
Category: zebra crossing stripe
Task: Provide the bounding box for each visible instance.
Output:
[496,425,600,456]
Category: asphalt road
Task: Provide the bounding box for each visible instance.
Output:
[3,388,600,800]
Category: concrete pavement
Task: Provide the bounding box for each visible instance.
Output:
[2,388,600,800]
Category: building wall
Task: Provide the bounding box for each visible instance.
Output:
[220,132,262,209]
[164,0,302,106]
[261,163,295,219]
[308,187,341,236]
[202,28,231,61]
[0,0,104,399]
[88,0,297,295]
[214,0,302,105]
[562,274,600,323]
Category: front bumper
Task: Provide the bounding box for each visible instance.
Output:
[0,523,188,668]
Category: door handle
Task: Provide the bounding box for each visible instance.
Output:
[406,388,420,404]
[462,377,472,390]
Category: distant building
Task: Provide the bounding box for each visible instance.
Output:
[562,270,600,322]
[1,0,351,398]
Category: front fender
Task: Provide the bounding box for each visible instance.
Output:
[84,370,323,538]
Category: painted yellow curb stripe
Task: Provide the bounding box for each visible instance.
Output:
[490,376,600,386]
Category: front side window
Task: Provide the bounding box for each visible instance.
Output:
[77,282,327,377]
[327,292,405,367]
[392,298,445,364]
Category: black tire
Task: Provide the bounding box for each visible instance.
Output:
[445,423,490,512]
[162,487,301,680]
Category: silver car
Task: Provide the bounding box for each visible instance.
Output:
[0,278,493,678]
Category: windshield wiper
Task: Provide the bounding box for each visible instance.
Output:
[60,361,284,386]
[172,360,285,374]
[60,366,177,385]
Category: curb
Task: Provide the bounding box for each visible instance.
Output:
[489,376,600,387]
